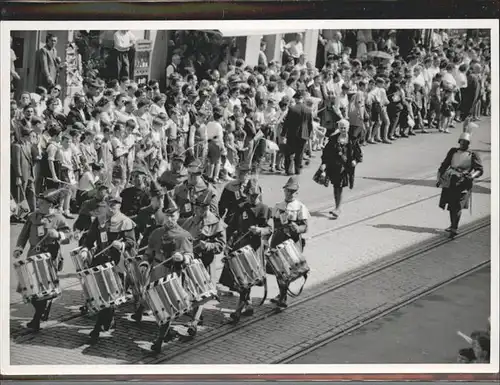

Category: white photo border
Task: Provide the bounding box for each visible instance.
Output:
[1,18,498,377]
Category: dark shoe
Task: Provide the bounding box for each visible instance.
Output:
[151,342,162,353]
[383,139,392,144]
[229,312,241,324]
[449,229,458,238]
[88,330,100,345]
[367,139,375,144]
[329,210,339,219]
[277,300,288,308]
[131,311,142,323]
[63,212,75,219]
[163,328,178,342]
[400,133,409,138]
[26,320,41,332]
[445,227,452,232]
[241,306,254,316]
[270,295,280,304]
[408,131,416,136]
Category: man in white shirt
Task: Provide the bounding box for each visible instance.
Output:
[284,33,304,64]
[113,30,136,80]
[166,54,181,87]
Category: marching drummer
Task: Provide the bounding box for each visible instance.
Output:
[219,179,272,323]
[143,193,195,353]
[183,189,226,275]
[73,180,111,246]
[269,176,310,309]
[84,196,137,345]
[13,188,72,332]
[174,159,219,226]
[130,182,165,322]
[218,163,252,231]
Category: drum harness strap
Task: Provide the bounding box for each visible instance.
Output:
[286,273,308,298]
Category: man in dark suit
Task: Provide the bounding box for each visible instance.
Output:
[66,94,91,127]
[281,90,314,175]
[12,127,38,212]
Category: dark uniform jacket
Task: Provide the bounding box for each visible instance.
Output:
[85,212,136,267]
[16,211,71,259]
[218,180,248,228]
[120,186,151,218]
[174,179,218,224]
[135,205,166,249]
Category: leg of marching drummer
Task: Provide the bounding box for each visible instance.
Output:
[132,304,145,323]
[277,282,288,308]
[241,288,254,316]
[230,290,246,323]
[152,321,171,353]
[89,308,107,344]
[27,299,47,331]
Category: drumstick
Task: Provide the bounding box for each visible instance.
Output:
[457,331,473,344]
[92,238,123,259]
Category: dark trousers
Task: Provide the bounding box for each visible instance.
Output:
[92,307,115,334]
[14,180,36,212]
[31,299,49,327]
[115,49,131,79]
[387,106,402,137]
[284,137,307,175]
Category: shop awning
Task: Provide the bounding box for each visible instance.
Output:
[215,29,306,37]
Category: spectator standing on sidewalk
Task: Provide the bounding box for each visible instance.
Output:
[112,30,136,80]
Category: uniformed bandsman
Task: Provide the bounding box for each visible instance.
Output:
[120,165,151,218]
[84,196,137,345]
[158,152,188,192]
[143,193,195,353]
[173,159,218,226]
[218,163,252,229]
[73,180,111,246]
[219,179,272,323]
[13,189,72,332]
[269,176,310,308]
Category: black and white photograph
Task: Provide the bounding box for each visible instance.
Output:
[0,19,498,376]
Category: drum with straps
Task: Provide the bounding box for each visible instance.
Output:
[267,239,310,284]
[70,246,92,272]
[78,263,127,313]
[226,245,265,291]
[183,259,218,305]
[13,253,62,303]
[143,273,192,325]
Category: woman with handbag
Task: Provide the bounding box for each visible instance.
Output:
[319,119,363,219]
[437,132,483,238]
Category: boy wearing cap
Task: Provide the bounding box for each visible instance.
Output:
[173,159,219,226]
[220,179,272,323]
[269,176,310,308]
[158,152,188,191]
[13,189,72,331]
[143,193,195,352]
[437,132,483,238]
[84,195,137,344]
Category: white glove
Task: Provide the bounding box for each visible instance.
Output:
[112,240,124,249]
[320,164,326,171]
[13,248,23,258]
[46,229,60,239]
[173,252,184,262]
[351,160,357,167]
[183,253,193,265]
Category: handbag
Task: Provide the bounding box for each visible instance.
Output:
[313,166,330,187]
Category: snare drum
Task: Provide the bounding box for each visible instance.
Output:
[226,245,265,291]
[13,253,61,303]
[70,247,92,272]
[267,239,310,284]
[143,274,191,325]
[183,259,218,305]
[125,255,149,297]
[78,263,127,313]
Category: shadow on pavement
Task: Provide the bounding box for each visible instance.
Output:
[372,224,443,235]
[362,176,491,194]
[10,288,272,363]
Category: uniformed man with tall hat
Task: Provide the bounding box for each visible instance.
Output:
[143,193,195,353]
[269,176,310,309]
[158,152,188,192]
[182,189,226,328]
[219,179,272,323]
[120,163,151,219]
[13,188,72,332]
[84,196,137,345]
[173,159,219,226]
[73,180,111,246]
[218,163,252,227]
[437,132,484,238]
[129,182,166,322]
